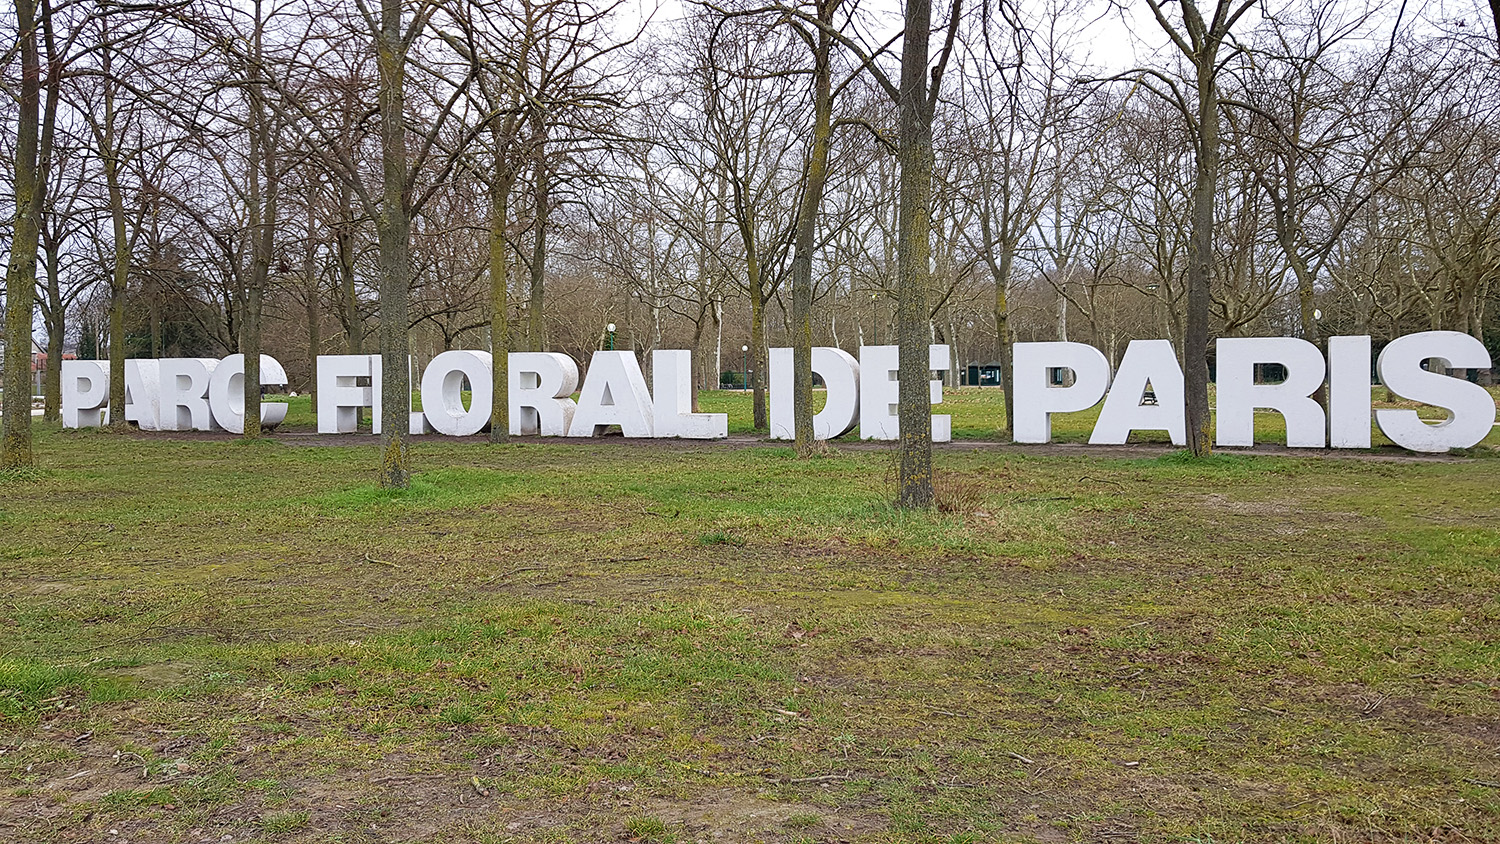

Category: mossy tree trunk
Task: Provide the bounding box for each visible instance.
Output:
[489,153,516,444]
[893,0,943,508]
[789,0,838,457]
[2,0,44,468]
[242,0,278,441]
[527,152,548,352]
[375,0,412,488]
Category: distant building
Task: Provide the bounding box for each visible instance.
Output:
[31,341,75,396]
[0,339,68,398]
[963,364,1004,387]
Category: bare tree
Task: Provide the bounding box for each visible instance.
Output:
[1226,4,1449,348]
[1137,0,1260,456]
[698,12,803,431]
[37,143,93,421]
[259,0,479,484]
[73,13,137,428]
[775,0,832,454]
[2,0,56,469]
[195,0,291,439]
[891,0,965,506]
[764,0,964,502]
[957,0,1085,438]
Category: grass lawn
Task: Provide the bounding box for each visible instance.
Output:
[2,389,1498,843]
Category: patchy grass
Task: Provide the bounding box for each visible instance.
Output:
[624,815,670,841]
[261,809,311,835]
[0,419,1498,843]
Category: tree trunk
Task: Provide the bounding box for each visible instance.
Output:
[689,304,705,411]
[104,153,130,428]
[337,181,362,355]
[305,185,321,404]
[375,0,412,487]
[978,159,1018,440]
[148,273,161,358]
[750,292,768,430]
[489,152,515,444]
[243,19,275,442]
[1473,289,1493,387]
[994,244,1015,440]
[1183,57,1218,458]
[713,295,723,391]
[34,0,60,427]
[306,281,320,397]
[243,275,264,438]
[528,154,547,352]
[2,0,42,468]
[90,37,131,429]
[895,0,935,508]
[43,239,63,422]
[790,9,835,457]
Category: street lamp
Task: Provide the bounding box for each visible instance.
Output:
[871,292,879,345]
[607,322,616,350]
[741,344,749,391]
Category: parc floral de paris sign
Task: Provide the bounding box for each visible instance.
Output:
[56,330,1495,455]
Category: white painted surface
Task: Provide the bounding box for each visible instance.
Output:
[1089,339,1185,446]
[652,349,726,439]
[420,350,492,437]
[568,351,654,437]
[209,354,289,433]
[159,359,220,432]
[1012,342,1111,444]
[316,355,378,434]
[769,347,863,441]
[768,348,794,440]
[124,360,161,431]
[510,352,578,436]
[61,360,109,427]
[1215,337,1326,448]
[813,346,861,440]
[858,345,950,442]
[1328,336,1372,449]
[1375,331,1495,452]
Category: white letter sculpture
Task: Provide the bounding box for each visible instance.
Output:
[124,360,161,431]
[420,350,492,436]
[1327,335,1373,449]
[51,335,1494,455]
[769,347,862,441]
[857,345,951,441]
[315,354,426,434]
[812,347,862,440]
[510,352,578,436]
[1012,342,1111,443]
[652,350,726,438]
[371,356,428,434]
[316,355,379,434]
[209,354,289,433]
[569,351,654,437]
[768,348,795,440]
[1089,339,1185,445]
[1375,331,1495,452]
[159,359,220,431]
[61,360,109,428]
[1216,337,1326,448]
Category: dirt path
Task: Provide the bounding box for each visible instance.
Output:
[120,428,1474,462]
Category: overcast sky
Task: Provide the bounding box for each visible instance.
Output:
[617,0,1486,73]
